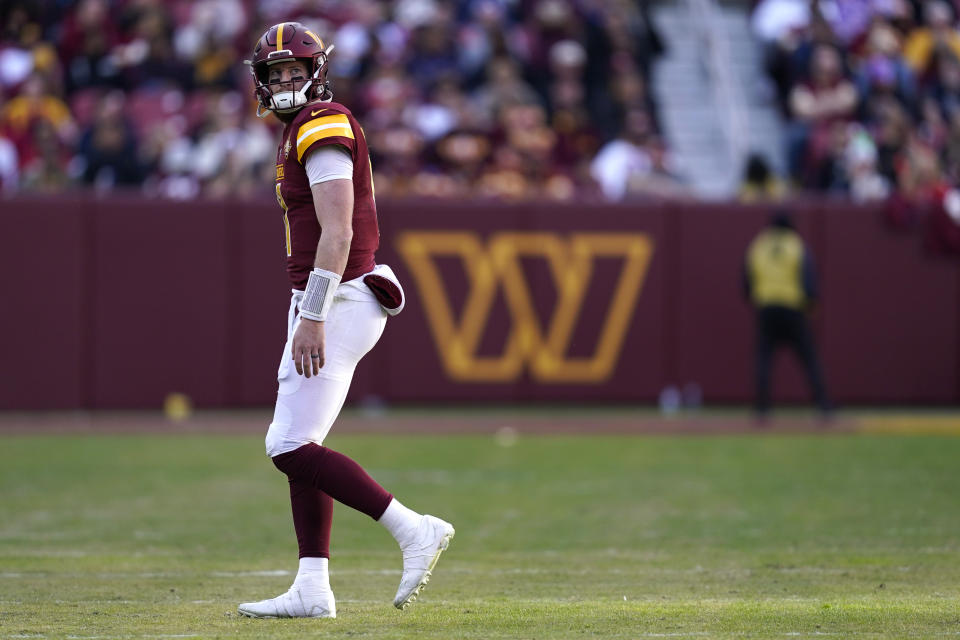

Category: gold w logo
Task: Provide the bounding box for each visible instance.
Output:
[396,231,654,383]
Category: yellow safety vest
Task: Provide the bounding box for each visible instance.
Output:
[746,228,807,310]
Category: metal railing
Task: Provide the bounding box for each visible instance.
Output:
[685,0,750,192]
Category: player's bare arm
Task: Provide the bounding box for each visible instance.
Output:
[291,177,354,377]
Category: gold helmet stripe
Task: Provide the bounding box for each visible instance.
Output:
[305,30,323,47]
[276,23,284,51]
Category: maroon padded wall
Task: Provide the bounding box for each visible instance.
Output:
[0,195,956,409]
[820,205,959,402]
[90,197,231,407]
[0,200,87,408]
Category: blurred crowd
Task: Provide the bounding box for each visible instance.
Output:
[0,0,672,201]
[748,0,960,232]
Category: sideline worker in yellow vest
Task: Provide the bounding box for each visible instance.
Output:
[743,210,831,420]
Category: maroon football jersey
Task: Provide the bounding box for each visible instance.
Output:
[274,100,379,289]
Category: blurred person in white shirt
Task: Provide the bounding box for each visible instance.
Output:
[590,106,653,201]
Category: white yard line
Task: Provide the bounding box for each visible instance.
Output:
[0,565,926,579]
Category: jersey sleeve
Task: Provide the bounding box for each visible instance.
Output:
[295,113,357,164]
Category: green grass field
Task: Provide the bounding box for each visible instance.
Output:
[1,425,959,638]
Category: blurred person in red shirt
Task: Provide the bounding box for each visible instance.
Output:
[0,75,75,175]
[787,43,858,185]
[546,38,601,185]
[887,135,960,251]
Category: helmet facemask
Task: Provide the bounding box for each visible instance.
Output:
[247,37,334,118]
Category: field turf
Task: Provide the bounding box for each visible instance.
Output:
[1,423,959,638]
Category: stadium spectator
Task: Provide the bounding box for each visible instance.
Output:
[1,74,75,175]
[739,152,788,202]
[843,125,892,201]
[13,0,960,205]
[916,93,948,149]
[58,0,123,94]
[498,101,569,195]
[758,0,960,214]
[873,98,911,184]
[855,19,916,120]
[752,0,811,46]
[0,0,665,200]
[885,133,960,252]
[432,128,491,196]
[0,133,18,193]
[590,106,656,201]
[926,49,960,121]
[924,182,960,252]
[631,135,687,200]
[787,43,858,186]
[756,0,833,118]
[476,141,530,199]
[173,0,248,89]
[942,107,960,181]
[471,56,540,122]
[405,5,459,92]
[76,90,144,188]
[19,119,70,192]
[901,0,960,76]
[897,135,947,200]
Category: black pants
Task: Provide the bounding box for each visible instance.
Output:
[755,306,831,414]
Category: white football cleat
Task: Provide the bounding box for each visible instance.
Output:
[238,585,336,618]
[393,515,455,609]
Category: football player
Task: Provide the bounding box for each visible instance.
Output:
[237,22,454,619]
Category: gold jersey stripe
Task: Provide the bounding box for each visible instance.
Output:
[297,114,351,143]
[297,122,353,147]
[296,116,354,161]
[297,127,355,161]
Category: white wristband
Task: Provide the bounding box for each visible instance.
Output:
[300,267,341,322]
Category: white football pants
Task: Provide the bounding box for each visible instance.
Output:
[265,274,387,457]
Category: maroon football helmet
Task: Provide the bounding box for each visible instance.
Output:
[247,22,334,116]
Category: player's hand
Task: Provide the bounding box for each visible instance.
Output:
[291,319,325,377]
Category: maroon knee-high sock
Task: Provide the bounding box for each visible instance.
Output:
[273,443,393,520]
[289,480,333,558]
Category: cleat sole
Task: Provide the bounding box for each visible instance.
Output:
[394,527,454,609]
